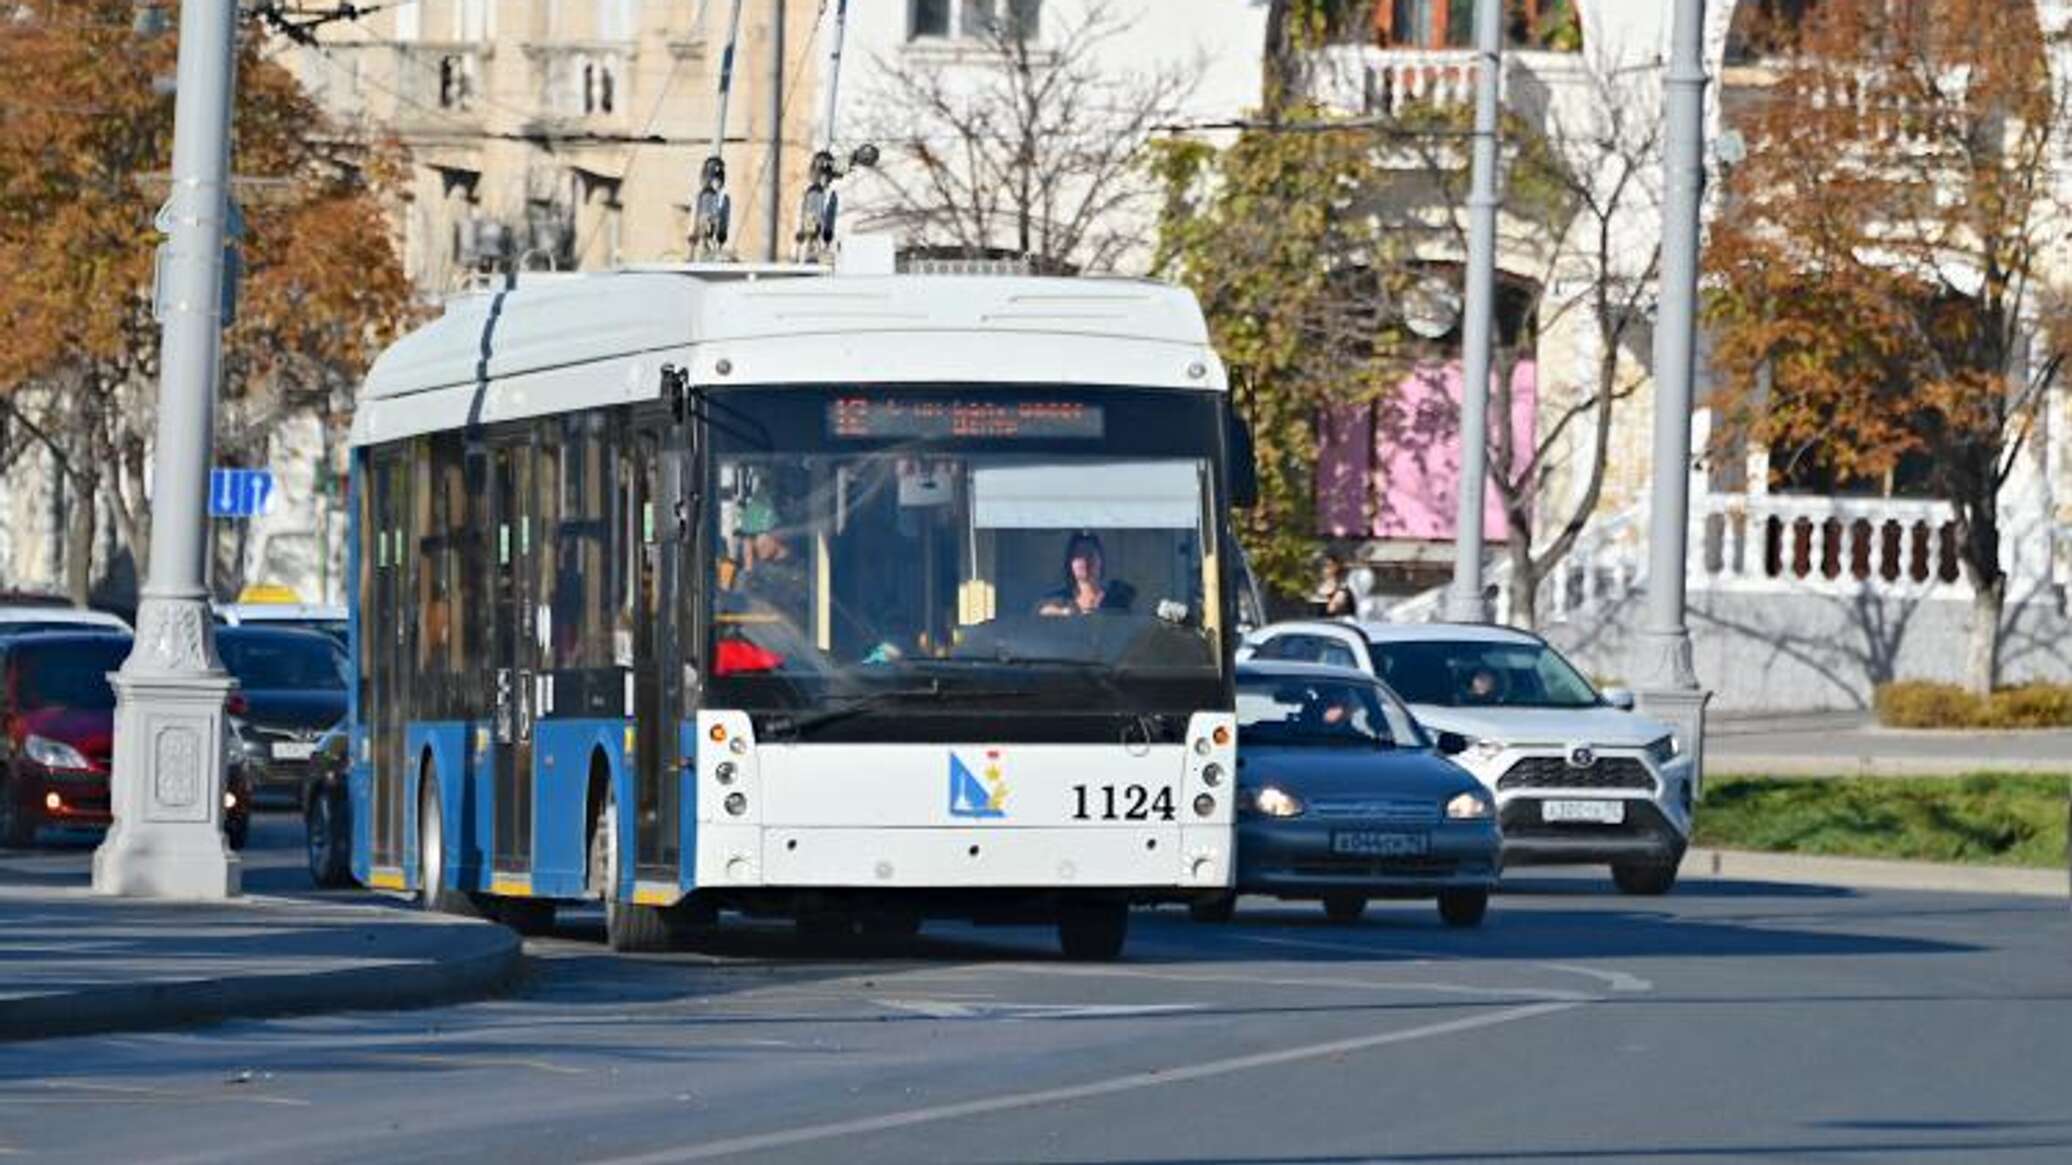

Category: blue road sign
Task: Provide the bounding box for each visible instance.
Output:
[209,468,276,519]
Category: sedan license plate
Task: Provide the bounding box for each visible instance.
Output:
[271,742,317,762]
[1331,830,1429,857]
[1541,799,1624,824]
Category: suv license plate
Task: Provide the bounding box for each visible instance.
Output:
[1331,830,1429,856]
[1542,799,1624,824]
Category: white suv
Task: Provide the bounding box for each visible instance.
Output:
[1240,620,1695,894]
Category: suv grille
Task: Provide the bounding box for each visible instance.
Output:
[1496,755,1655,791]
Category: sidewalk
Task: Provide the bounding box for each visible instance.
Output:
[0,884,522,1042]
[1705,710,2072,776]
[1682,847,2068,898]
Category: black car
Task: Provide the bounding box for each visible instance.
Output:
[216,626,348,809]
[1196,661,1502,927]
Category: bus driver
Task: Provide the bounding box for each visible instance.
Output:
[1035,531,1136,617]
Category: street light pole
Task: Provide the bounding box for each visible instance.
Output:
[93,0,242,899]
[1634,0,1712,770]
[1441,0,1503,624]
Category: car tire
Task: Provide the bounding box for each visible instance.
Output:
[1612,859,1680,896]
[305,787,352,888]
[1188,893,1237,924]
[0,777,36,849]
[224,812,249,852]
[1058,900,1129,961]
[593,787,671,952]
[418,778,485,917]
[1322,894,1367,925]
[1438,888,1490,928]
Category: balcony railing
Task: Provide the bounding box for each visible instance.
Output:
[522,43,632,129]
[389,43,487,133]
[1311,46,1492,117]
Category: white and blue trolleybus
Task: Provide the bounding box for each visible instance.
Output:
[345,241,1252,958]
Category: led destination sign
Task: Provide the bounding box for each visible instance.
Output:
[829,397,1105,440]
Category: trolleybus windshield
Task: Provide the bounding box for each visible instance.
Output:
[705,385,1229,726]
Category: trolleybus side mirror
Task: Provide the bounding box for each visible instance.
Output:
[1227,409,1259,509]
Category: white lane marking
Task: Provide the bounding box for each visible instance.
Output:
[352,1052,589,1075]
[1236,933,1654,993]
[873,1000,1203,1021]
[0,1081,311,1108]
[1534,961,1653,993]
[594,999,1580,1164]
[999,962,1593,1003]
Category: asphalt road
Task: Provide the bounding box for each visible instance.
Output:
[1,815,2067,1164]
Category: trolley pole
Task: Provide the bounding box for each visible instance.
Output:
[93,0,241,898]
[1440,0,1503,625]
[1634,0,1712,771]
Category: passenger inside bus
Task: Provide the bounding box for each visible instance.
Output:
[1033,531,1136,617]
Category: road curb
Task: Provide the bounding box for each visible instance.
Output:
[0,910,524,1044]
[1684,847,2069,899]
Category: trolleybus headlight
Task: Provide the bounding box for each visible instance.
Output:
[1212,725,1231,747]
[1201,762,1224,787]
[723,792,748,817]
[728,737,749,756]
[1193,793,1216,818]
[1192,737,1211,756]
[715,761,737,785]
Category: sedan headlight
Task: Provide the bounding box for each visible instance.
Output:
[1644,734,1679,766]
[1445,791,1494,820]
[1249,786,1306,819]
[25,735,90,771]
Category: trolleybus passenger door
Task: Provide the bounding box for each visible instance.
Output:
[368,446,409,872]
[490,440,538,875]
[631,421,682,877]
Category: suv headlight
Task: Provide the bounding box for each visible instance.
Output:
[25,735,90,771]
[1468,737,1506,761]
[1248,786,1306,819]
[1644,734,1679,766]
[1445,791,1493,820]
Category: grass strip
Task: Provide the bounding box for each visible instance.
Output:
[1695,773,2071,868]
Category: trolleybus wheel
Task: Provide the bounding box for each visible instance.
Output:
[594,784,671,952]
[1057,899,1128,961]
[418,778,484,917]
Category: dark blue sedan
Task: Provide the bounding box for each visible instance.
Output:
[1195,661,1502,927]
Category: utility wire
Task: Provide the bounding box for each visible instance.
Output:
[734,0,830,255]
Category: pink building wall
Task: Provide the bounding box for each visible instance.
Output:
[1317,360,1537,541]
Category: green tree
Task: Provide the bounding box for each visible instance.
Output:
[1152,112,1413,598]
[0,1,414,602]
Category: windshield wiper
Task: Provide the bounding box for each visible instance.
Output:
[767,680,1031,739]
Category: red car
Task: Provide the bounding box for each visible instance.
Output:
[0,631,249,849]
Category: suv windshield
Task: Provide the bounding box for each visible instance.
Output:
[16,639,131,711]
[703,386,1229,725]
[1237,675,1424,749]
[218,634,348,690]
[1367,639,1602,709]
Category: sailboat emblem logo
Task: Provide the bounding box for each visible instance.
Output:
[949,750,1009,818]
